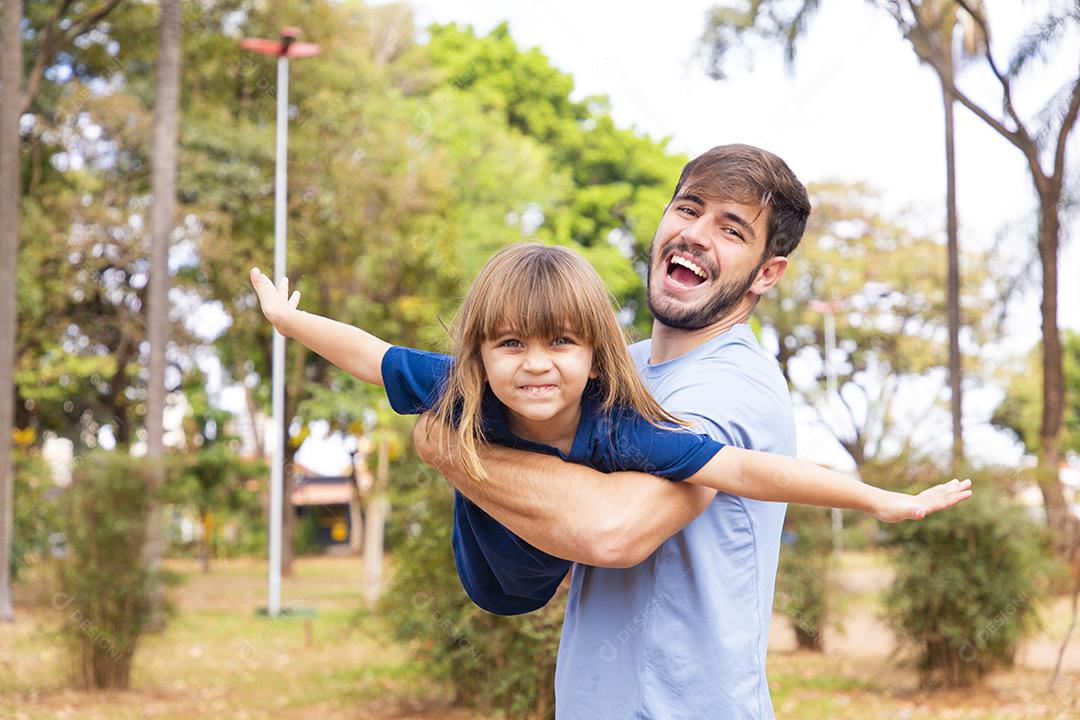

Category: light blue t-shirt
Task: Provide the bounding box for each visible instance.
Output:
[554,324,796,720]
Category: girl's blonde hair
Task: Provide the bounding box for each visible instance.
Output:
[431,243,686,483]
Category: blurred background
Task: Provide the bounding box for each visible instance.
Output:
[0,0,1078,718]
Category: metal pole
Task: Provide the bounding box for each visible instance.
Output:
[268,55,289,618]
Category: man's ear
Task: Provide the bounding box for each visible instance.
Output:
[751,255,788,296]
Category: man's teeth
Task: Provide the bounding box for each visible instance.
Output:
[671,255,707,279]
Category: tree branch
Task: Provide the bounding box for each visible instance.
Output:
[951,0,1031,140]
[20,0,76,116]
[896,0,1045,181]
[19,0,125,116]
[1052,69,1080,188]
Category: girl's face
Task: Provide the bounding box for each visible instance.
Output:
[479,332,597,444]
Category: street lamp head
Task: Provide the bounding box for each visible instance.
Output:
[240,27,321,58]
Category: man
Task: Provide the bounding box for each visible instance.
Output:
[414,143,811,719]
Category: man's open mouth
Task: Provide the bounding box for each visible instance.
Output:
[666,253,708,287]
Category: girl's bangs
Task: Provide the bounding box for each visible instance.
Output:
[478,265,597,344]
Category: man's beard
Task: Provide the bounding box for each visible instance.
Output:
[647,247,764,331]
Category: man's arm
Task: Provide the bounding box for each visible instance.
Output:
[413,414,716,568]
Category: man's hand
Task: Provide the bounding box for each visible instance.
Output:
[871,477,973,523]
[250,267,301,337]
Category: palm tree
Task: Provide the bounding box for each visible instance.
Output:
[0,0,24,623]
[702,0,1080,558]
[899,0,986,473]
[144,0,181,614]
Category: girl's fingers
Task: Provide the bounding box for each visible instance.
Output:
[289,290,300,308]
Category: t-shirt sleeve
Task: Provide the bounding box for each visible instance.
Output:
[602,408,726,482]
[380,345,454,415]
[660,354,795,455]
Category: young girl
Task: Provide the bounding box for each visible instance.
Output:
[250,243,971,614]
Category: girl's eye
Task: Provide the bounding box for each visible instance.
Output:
[499,338,522,348]
[552,336,576,346]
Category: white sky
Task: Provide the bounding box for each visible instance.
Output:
[236,0,1080,473]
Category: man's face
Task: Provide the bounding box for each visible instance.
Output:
[647,192,772,330]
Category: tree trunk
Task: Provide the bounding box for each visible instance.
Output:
[941,77,964,472]
[0,0,24,623]
[142,0,181,628]
[794,625,824,652]
[280,343,307,577]
[1034,192,1080,559]
[282,436,297,575]
[200,509,212,573]
[362,436,390,610]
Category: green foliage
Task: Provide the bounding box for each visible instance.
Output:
[424,22,686,332]
[776,505,833,651]
[993,331,1080,455]
[15,0,684,467]
[757,182,999,467]
[382,481,563,717]
[56,452,163,689]
[10,450,59,581]
[881,465,1053,688]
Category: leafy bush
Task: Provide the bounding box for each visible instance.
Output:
[382,476,564,718]
[11,450,59,581]
[882,466,1053,688]
[776,505,834,651]
[55,452,161,689]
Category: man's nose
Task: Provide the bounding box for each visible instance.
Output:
[680,215,713,251]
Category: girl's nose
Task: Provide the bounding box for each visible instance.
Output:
[522,348,553,372]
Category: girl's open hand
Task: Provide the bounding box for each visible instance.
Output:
[250,267,301,336]
[873,477,973,523]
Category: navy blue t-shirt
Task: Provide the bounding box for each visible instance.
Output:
[381,345,724,615]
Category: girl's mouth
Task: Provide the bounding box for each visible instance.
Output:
[518,384,557,396]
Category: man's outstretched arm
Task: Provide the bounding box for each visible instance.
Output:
[412,413,716,568]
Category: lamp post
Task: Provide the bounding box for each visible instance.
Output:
[240,27,320,618]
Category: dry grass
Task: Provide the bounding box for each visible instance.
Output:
[1,552,1077,719]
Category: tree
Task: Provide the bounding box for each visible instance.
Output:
[993,331,1080,459]
[0,0,24,622]
[757,182,995,470]
[424,23,687,333]
[144,0,181,622]
[702,0,1080,558]
[703,1,980,474]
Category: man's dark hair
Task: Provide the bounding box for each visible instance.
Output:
[671,144,811,258]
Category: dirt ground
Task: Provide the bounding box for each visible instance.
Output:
[2,554,1078,720]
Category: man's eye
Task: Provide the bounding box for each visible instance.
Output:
[678,206,697,217]
[724,227,744,240]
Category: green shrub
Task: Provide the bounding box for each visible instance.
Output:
[382,475,564,718]
[882,467,1053,688]
[55,452,161,689]
[11,450,59,581]
[776,505,833,651]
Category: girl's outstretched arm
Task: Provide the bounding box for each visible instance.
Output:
[688,447,973,522]
[250,268,391,387]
